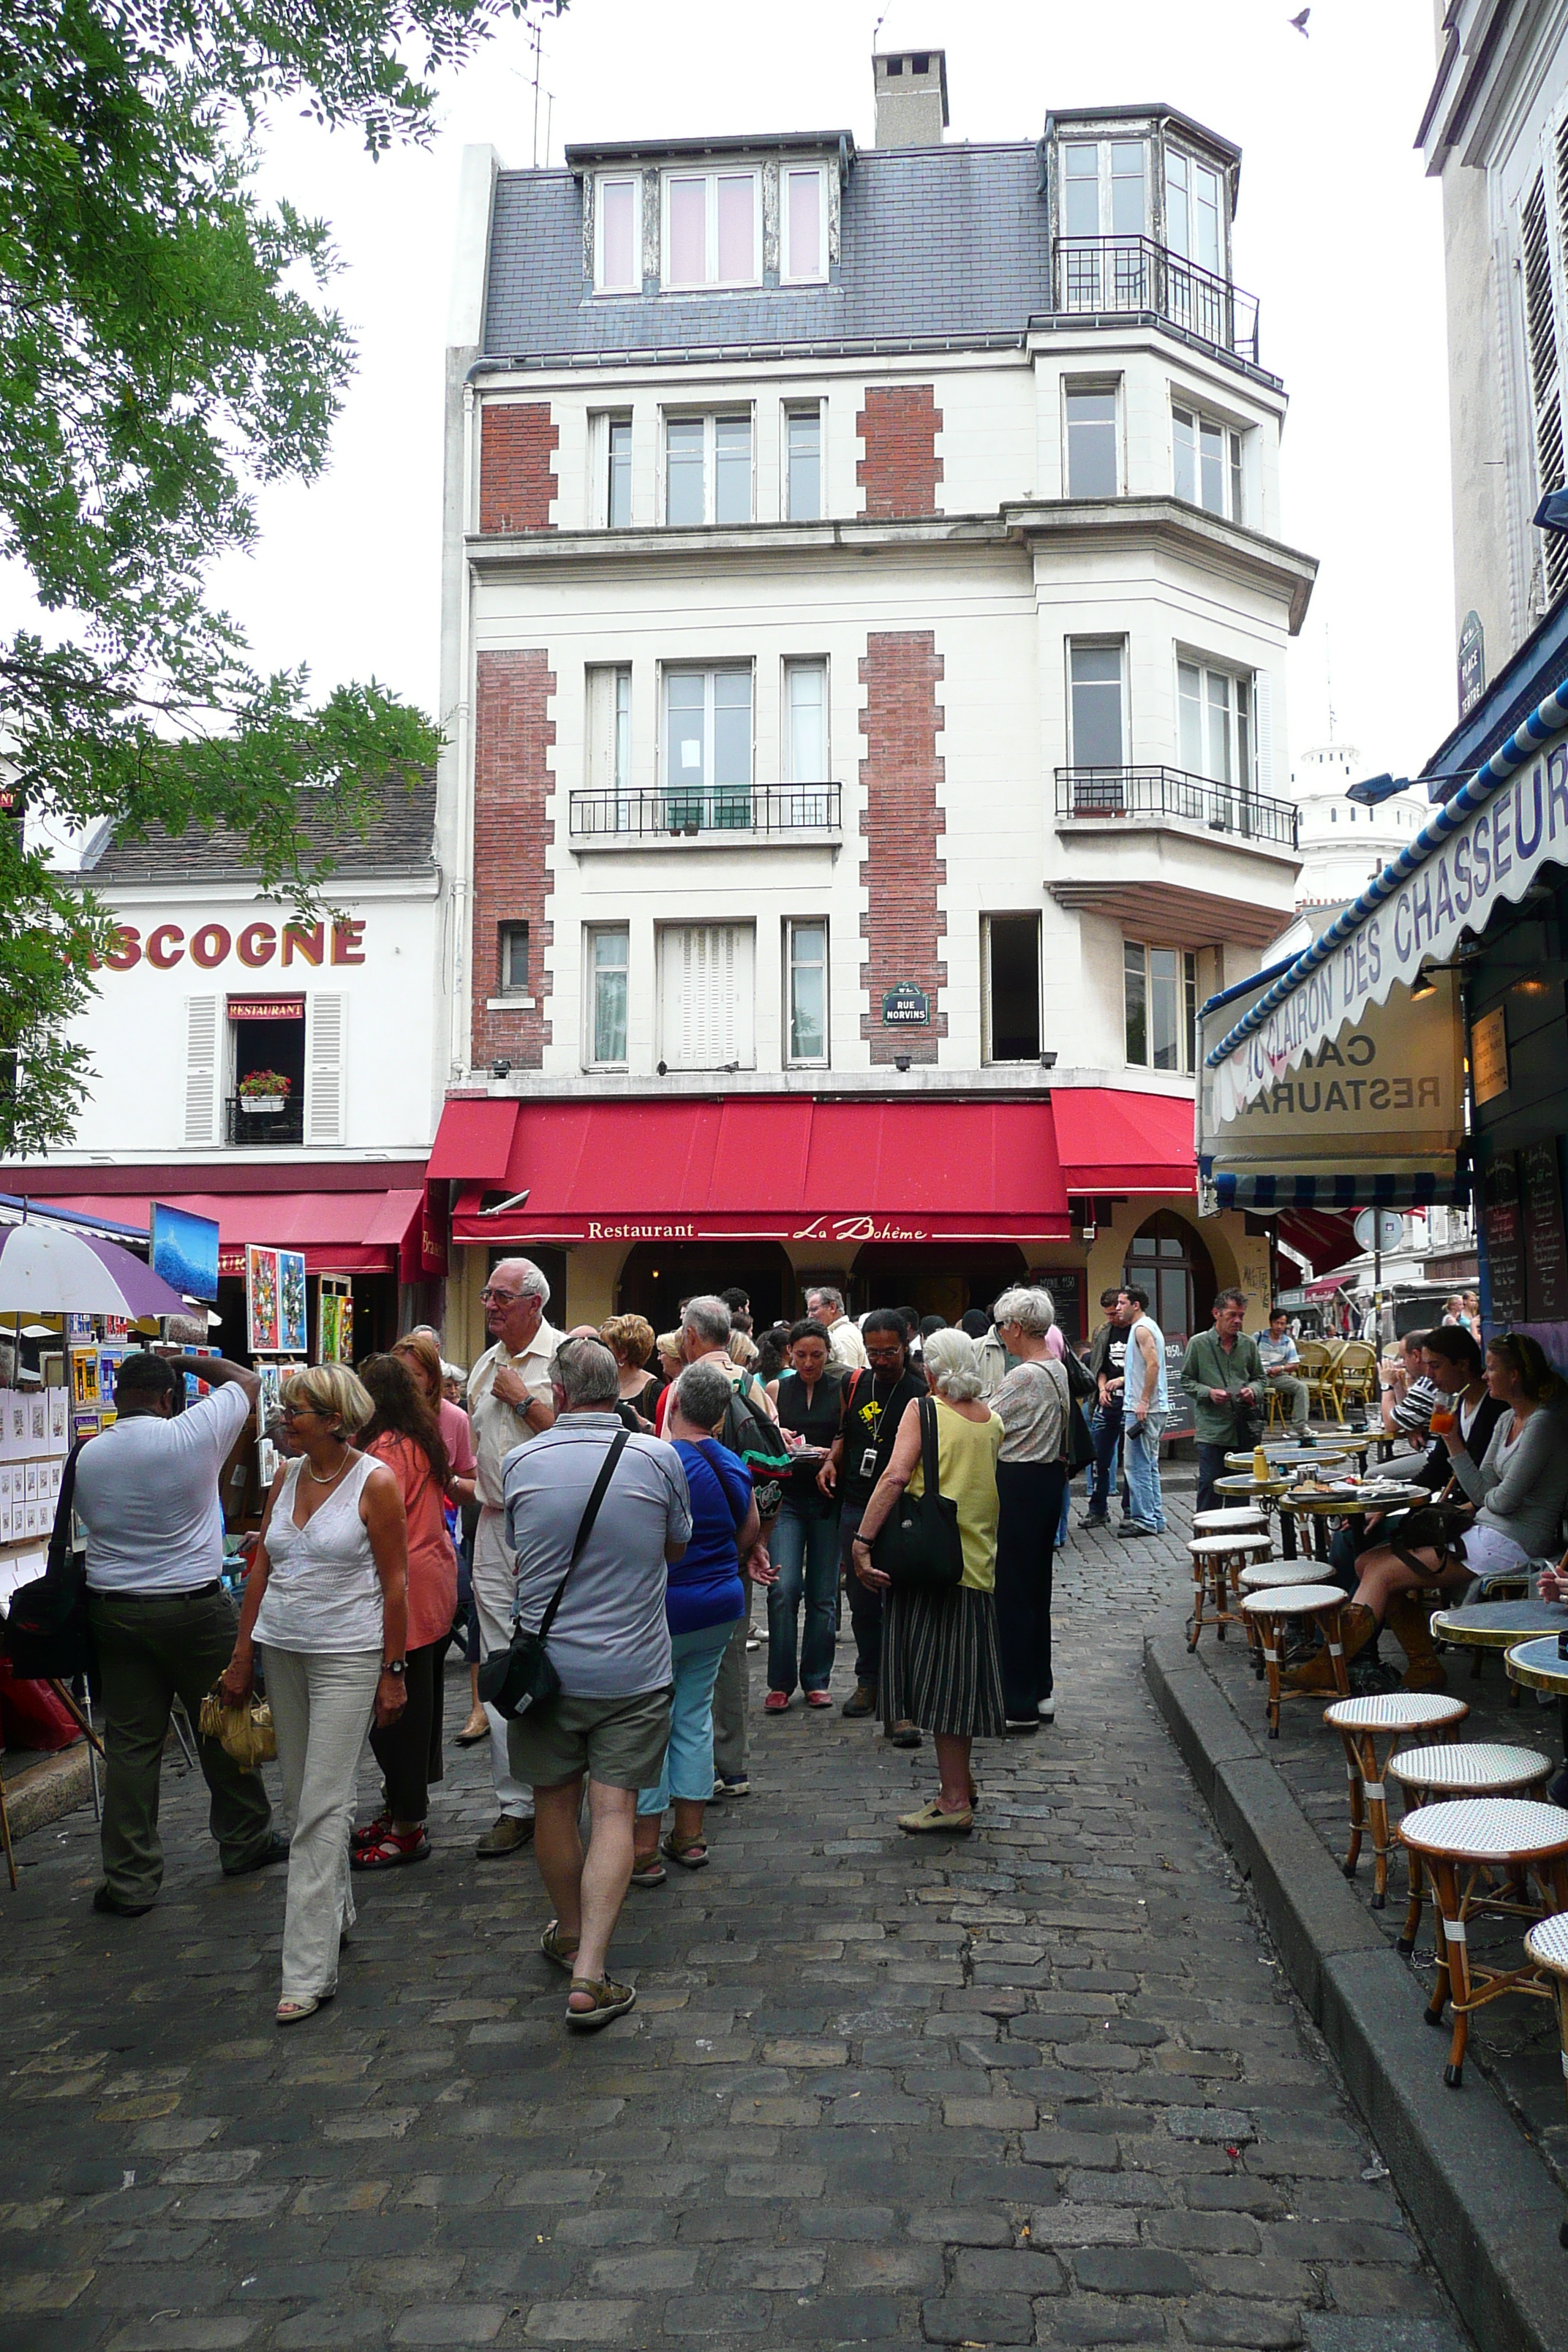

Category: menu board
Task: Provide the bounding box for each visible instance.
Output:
[1482,1152,1527,1325]
[1522,1139,1568,1322]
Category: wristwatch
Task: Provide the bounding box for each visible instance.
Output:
[382,1659,407,1678]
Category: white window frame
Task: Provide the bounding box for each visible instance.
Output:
[1066,638,1128,769]
[584,924,630,1070]
[657,921,757,1070]
[981,912,1043,1066]
[606,414,633,527]
[784,399,823,521]
[1176,655,1255,797]
[497,921,530,997]
[595,173,641,293]
[780,164,828,284]
[660,167,761,290]
[1165,146,1224,275]
[1060,138,1148,238]
[783,657,829,785]
[662,409,754,526]
[1172,400,1245,521]
[1063,377,1121,499]
[1123,941,1197,1074]
[661,661,755,827]
[783,916,830,1068]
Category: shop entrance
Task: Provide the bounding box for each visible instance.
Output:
[616,1243,794,1330]
[847,1245,1030,1327]
[1123,1210,1215,1346]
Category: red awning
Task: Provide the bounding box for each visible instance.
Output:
[1276,1207,1362,1278]
[1050,1089,1196,1196]
[31,1190,423,1278]
[450,1096,1071,1245]
[427,1098,521,1183]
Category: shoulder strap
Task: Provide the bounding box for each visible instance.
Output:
[693,1438,752,1533]
[45,1440,86,1584]
[919,1394,941,1496]
[536,1429,631,1642]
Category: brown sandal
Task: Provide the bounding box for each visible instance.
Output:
[565,1975,637,2031]
[539,1919,581,1972]
[660,1831,708,1869]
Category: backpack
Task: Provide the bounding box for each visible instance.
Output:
[720,1372,795,1522]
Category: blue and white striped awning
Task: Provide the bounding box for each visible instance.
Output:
[1205,1167,1469,1211]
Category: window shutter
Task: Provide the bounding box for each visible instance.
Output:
[183,997,218,1145]
[1254,671,1273,794]
[1523,167,1568,608]
[306,994,347,1145]
[659,924,753,1067]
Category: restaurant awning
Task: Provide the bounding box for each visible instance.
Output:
[1205,672,1568,1111]
[427,1098,521,1184]
[22,1190,425,1277]
[1049,1089,1196,1196]
[448,1096,1073,1245]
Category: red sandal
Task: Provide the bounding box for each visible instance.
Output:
[350,1826,430,1871]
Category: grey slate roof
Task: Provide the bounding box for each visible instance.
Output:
[483,144,1049,360]
[84,772,437,884]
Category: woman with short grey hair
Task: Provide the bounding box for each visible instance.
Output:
[990,1289,1070,1733]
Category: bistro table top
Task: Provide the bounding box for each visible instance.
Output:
[1505,1634,1568,1695]
[1215,1474,1294,1501]
[1433,1601,1568,1652]
[1275,1481,1429,1519]
[1224,1448,1351,1471]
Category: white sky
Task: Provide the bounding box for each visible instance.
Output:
[31,1,1462,792]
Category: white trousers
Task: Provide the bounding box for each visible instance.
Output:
[261,1645,381,2001]
[471,1507,535,1820]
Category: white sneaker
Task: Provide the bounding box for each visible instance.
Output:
[1037,1698,1055,1723]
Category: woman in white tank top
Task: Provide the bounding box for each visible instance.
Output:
[221,1364,409,2024]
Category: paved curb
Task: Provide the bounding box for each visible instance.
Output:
[1145,1625,1566,2352]
[1,1741,92,1842]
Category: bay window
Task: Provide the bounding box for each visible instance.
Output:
[1124,942,1197,1073]
[1068,641,1126,769]
[1177,660,1254,799]
[1173,404,1245,521]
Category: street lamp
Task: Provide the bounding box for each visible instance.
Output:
[1346,769,1471,807]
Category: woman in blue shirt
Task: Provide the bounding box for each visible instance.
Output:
[632,1359,759,1883]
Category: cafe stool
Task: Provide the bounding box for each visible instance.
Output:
[1389,1742,1553,1953]
[1398,1798,1568,2085]
[1321,1693,1469,1908]
[1522,1910,1568,2247]
[1187,1531,1273,1654]
[1240,1584,1352,1736]
[1193,1507,1270,1537]
[1237,1558,1335,1678]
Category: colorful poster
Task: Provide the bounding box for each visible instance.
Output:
[98,1351,124,1411]
[246,1246,280,1353]
[150,1202,222,1305]
[317,1277,353,1363]
[279,1252,308,1355]
[70,1348,99,1409]
[64,1313,94,1341]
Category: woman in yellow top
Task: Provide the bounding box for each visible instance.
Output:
[851,1329,1005,1832]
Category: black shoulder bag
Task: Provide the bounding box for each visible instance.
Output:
[870,1396,965,1593]
[3,1442,93,1683]
[478,1430,630,1719]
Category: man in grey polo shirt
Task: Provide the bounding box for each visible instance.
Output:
[503,1337,691,2032]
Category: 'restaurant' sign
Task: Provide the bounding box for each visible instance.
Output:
[227,995,305,1022]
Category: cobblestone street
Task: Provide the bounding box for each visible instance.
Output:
[1,1473,1473,2352]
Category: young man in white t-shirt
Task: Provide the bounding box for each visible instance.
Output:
[74,1348,282,1917]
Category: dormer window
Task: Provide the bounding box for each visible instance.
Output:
[1166,148,1224,275]
[595,174,640,293]
[781,165,826,284]
[663,169,760,290]
[1061,140,1147,238]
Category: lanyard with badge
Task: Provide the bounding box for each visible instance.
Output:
[857,1373,897,1482]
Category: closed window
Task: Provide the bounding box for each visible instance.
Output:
[785,919,829,1066]
[664,665,753,826]
[1062,140,1146,236]
[781,166,826,282]
[984,914,1042,1063]
[785,403,821,519]
[1066,385,1118,497]
[663,169,759,288]
[1124,942,1196,1073]
[664,412,753,525]
[586,927,629,1068]
[1177,660,1253,793]
[498,922,530,995]
[658,922,755,1069]
[595,174,640,291]
[606,417,633,527]
[1173,404,1244,520]
[1068,642,1125,768]
[1166,148,1223,272]
[784,659,827,782]
[586,665,633,828]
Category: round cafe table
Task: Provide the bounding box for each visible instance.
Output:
[1224,1447,1351,1472]
[1504,1632,1568,1765]
[1214,1472,1298,1559]
[1274,1480,1430,1564]
[1436,1601,1568,1708]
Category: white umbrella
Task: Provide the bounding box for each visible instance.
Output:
[0,1221,188,1319]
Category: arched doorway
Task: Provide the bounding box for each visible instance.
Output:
[1123,1211,1215,1346]
[616,1242,794,1330]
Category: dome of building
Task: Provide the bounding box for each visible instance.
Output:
[1289,743,1425,910]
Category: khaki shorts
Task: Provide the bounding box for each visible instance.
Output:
[510,1684,673,1793]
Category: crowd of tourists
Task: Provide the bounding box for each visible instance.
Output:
[55,1261,1568,2036]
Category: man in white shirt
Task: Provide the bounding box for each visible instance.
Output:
[74,1349,282,1917]
[467,1257,562,1856]
[806,1285,867,1371]
[1256,1307,1311,1435]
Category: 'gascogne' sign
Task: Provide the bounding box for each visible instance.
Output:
[86,917,367,972]
[1215,745,1568,1113]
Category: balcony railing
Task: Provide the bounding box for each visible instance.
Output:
[570,783,842,840]
[1055,766,1298,851]
[1053,235,1260,368]
[225,1093,305,1146]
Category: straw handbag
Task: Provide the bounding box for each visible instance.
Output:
[198,1682,277,1772]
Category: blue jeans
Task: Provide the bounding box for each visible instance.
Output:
[1123,1409,1167,1531]
[1089,1401,1123,1518]
[766,1500,840,1695]
[636,1618,738,1814]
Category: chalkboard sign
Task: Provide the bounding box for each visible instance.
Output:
[1162,1343,1196,1444]
[1482,1153,1527,1325]
[1522,1139,1568,1322]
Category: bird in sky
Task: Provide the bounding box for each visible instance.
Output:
[1290,7,1311,31]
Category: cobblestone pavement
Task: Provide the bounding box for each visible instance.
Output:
[1,1465,1473,2351]
[1186,1485,1568,2192]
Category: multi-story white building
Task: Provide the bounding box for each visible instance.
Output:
[1289,742,1425,913]
[429,51,1318,1349]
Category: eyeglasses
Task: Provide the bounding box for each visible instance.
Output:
[279,1402,319,1422]
[480,1286,524,1304]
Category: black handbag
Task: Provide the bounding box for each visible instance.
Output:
[3,1442,93,1683]
[1063,1345,1096,1406]
[1065,1397,1097,1477]
[870,1397,965,1593]
[478,1430,630,1720]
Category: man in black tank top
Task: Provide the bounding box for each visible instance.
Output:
[821,1311,927,1740]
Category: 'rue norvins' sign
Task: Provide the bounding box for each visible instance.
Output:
[881,983,931,1027]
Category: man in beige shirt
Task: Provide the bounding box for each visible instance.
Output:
[466,1258,563,1856]
[806,1285,867,1371]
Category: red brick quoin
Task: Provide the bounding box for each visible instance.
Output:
[859,631,947,1066]
[856,384,943,519]
[472,649,554,1070]
[479,402,559,532]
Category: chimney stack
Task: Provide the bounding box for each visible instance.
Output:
[872,48,949,148]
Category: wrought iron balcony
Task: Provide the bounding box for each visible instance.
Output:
[570,783,841,841]
[1053,235,1260,368]
[225,1093,305,1145]
[1055,766,1298,851]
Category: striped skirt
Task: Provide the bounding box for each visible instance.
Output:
[879,1583,1005,1739]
